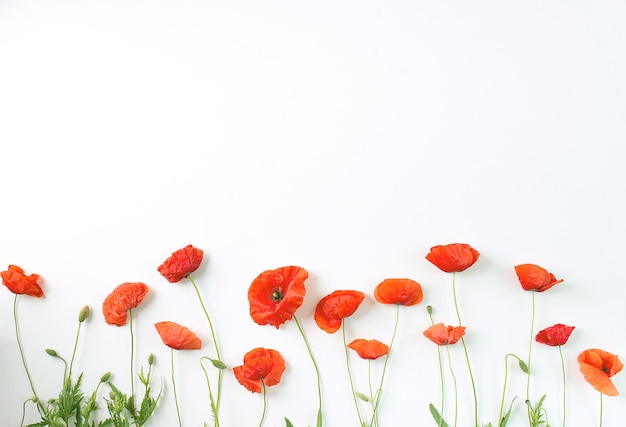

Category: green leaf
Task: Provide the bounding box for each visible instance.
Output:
[285,418,295,427]
[356,392,370,402]
[428,403,449,427]
[499,396,517,427]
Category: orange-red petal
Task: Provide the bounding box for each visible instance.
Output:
[233,348,286,393]
[1,264,44,298]
[578,349,623,396]
[374,278,423,306]
[426,243,480,273]
[535,324,575,346]
[155,321,202,350]
[348,339,389,360]
[423,323,466,346]
[102,282,149,326]
[248,266,308,328]
[314,290,365,334]
[157,245,204,283]
[515,264,563,292]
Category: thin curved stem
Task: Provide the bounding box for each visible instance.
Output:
[13,295,43,414]
[68,320,82,380]
[599,392,603,427]
[368,360,376,418]
[498,353,523,425]
[445,345,458,427]
[293,315,322,426]
[129,308,135,407]
[171,349,182,427]
[526,292,535,400]
[200,357,220,427]
[370,304,400,427]
[188,274,223,413]
[558,345,566,427]
[451,273,478,427]
[428,308,444,426]
[259,380,267,427]
[342,322,364,426]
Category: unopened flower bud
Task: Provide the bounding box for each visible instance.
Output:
[148,353,155,365]
[78,305,90,322]
[45,348,59,357]
[100,372,111,383]
[426,305,433,315]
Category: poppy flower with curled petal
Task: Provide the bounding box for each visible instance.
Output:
[374,278,423,306]
[248,266,308,328]
[1,265,44,298]
[535,324,575,347]
[158,245,204,283]
[423,323,466,346]
[348,339,389,360]
[155,321,202,350]
[314,290,365,333]
[426,243,480,273]
[578,348,623,396]
[515,263,563,292]
[233,347,286,393]
[102,282,149,326]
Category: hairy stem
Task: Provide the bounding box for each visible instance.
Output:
[343,322,364,425]
[294,315,323,425]
[171,349,182,427]
[446,345,458,427]
[13,295,43,414]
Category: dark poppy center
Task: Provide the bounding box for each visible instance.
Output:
[271,288,284,302]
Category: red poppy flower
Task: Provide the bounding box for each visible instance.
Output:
[426,243,480,273]
[347,339,389,360]
[248,266,308,328]
[233,347,286,393]
[578,349,623,396]
[423,323,466,346]
[535,324,575,346]
[158,245,204,283]
[102,282,149,326]
[1,265,43,298]
[155,321,202,350]
[314,290,365,333]
[374,278,423,306]
[515,264,563,292]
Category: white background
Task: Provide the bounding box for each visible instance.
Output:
[1,1,626,426]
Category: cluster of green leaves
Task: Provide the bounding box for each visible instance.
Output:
[526,395,550,427]
[24,358,160,427]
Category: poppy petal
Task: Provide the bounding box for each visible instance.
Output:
[158,245,204,283]
[102,282,149,326]
[374,278,423,306]
[426,243,480,273]
[248,266,308,328]
[233,347,286,393]
[515,264,563,292]
[347,339,389,360]
[1,265,44,298]
[314,290,365,334]
[578,349,623,396]
[155,321,202,350]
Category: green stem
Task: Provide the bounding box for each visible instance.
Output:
[451,272,478,427]
[498,353,523,425]
[368,360,376,419]
[599,392,603,427]
[558,345,566,427]
[342,322,364,426]
[200,357,220,427]
[428,308,444,427]
[188,274,223,414]
[293,315,323,426]
[370,304,400,427]
[13,295,44,414]
[171,349,182,427]
[526,292,536,411]
[129,308,135,409]
[68,320,82,381]
[259,380,267,427]
[445,345,458,427]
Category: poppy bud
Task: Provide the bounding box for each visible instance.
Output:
[45,348,59,357]
[426,305,433,315]
[211,359,227,370]
[78,305,90,322]
[100,372,112,383]
[148,353,155,365]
